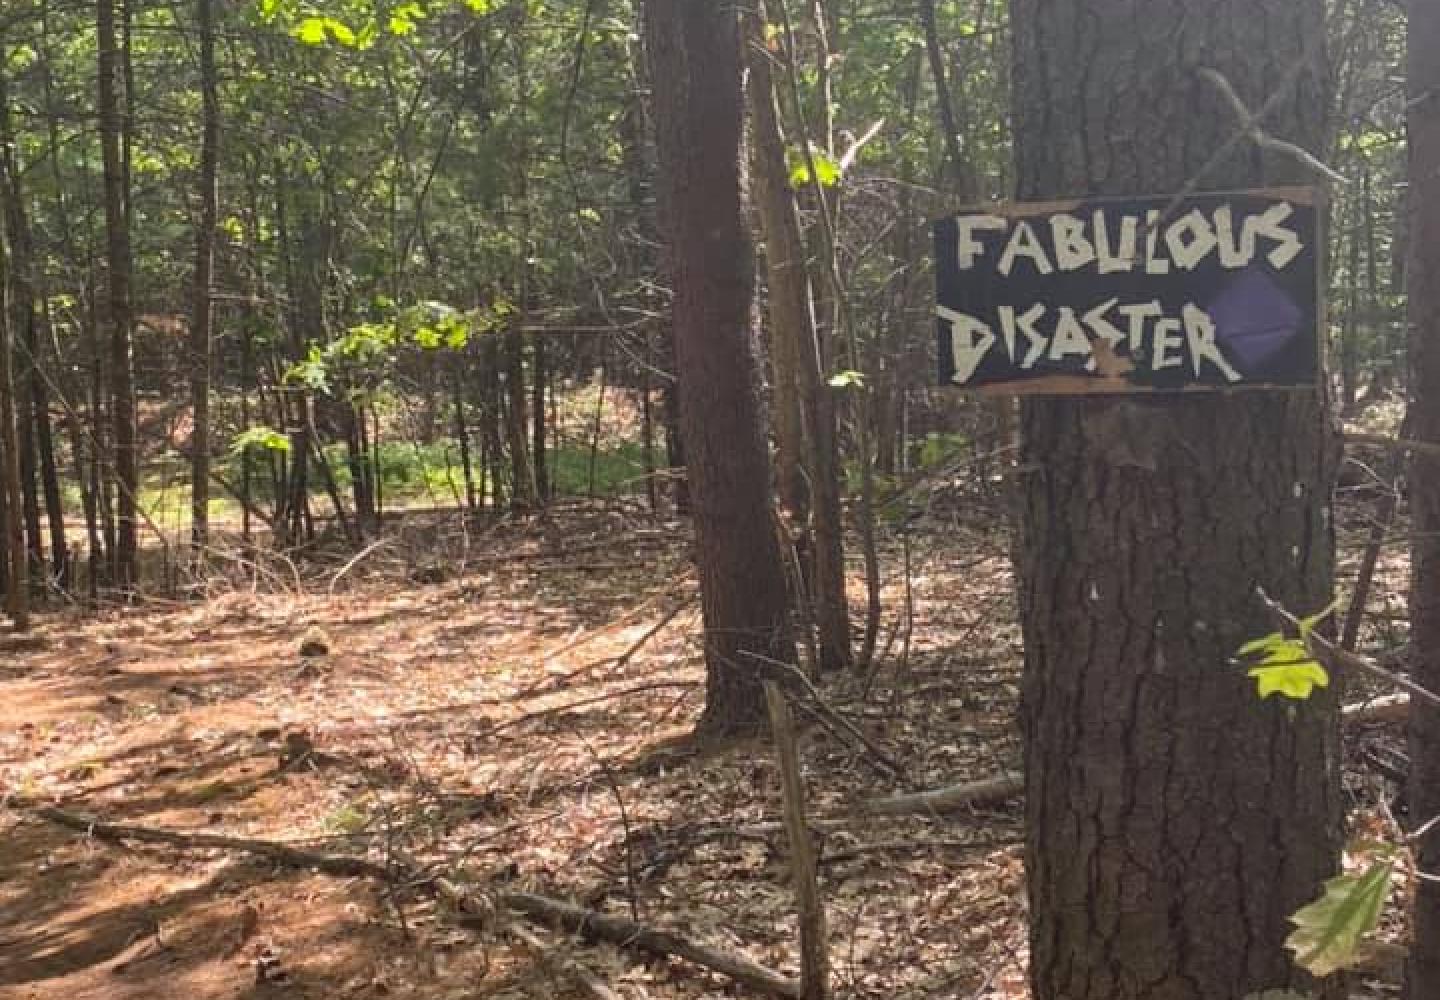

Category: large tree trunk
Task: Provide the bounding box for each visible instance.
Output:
[645,0,795,736]
[1407,0,1440,993]
[1012,3,1341,998]
[97,0,139,587]
[745,2,851,674]
[188,0,219,551]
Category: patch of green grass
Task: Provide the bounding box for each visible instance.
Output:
[549,439,653,496]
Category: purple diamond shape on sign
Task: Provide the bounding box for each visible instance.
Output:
[1204,268,1303,370]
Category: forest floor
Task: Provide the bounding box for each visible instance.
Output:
[0,451,1414,1000]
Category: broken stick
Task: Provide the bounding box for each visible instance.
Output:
[10,799,801,999]
[860,774,1023,816]
[765,682,830,1000]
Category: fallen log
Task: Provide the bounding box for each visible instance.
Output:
[860,774,1023,816]
[11,800,800,999]
[1343,693,1410,724]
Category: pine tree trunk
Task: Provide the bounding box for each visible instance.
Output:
[97,0,138,586]
[189,0,219,551]
[645,0,796,735]
[0,201,27,628]
[1407,0,1440,992]
[0,66,66,587]
[1012,2,1341,997]
[532,334,549,503]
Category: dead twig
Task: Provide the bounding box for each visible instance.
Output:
[500,920,621,1000]
[12,799,802,999]
[497,892,801,998]
[859,774,1023,817]
[521,597,695,697]
[739,651,909,782]
[1255,587,1440,709]
[1345,431,1440,462]
[765,683,830,1000]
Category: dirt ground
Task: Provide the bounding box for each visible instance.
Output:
[1,502,1033,1000]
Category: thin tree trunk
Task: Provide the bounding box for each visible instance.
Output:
[97,0,139,586]
[771,0,879,672]
[0,64,65,588]
[454,370,477,512]
[188,0,219,552]
[640,333,658,511]
[1012,2,1340,997]
[1342,196,1361,412]
[504,327,534,510]
[746,1,850,673]
[0,201,27,628]
[645,0,796,735]
[532,335,549,503]
[918,0,970,197]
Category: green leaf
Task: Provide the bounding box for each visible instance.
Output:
[1237,631,1285,657]
[1285,860,1393,977]
[1255,638,1311,666]
[229,426,292,456]
[388,1,425,35]
[1248,661,1330,700]
[461,0,491,12]
[828,369,867,389]
[787,145,842,188]
[293,16,357,46]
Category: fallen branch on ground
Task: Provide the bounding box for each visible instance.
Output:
[738,651,909,782]
[859,774,1023,816]
[1344,693,1410,724]
[499,920,621,1000]
[521,596,696,698]
[23,802,399,879]
[1344,432,1440,462]
[9,799,800,999]
[496,892,801,998]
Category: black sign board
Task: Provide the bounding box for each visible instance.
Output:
[933,187,1321,394]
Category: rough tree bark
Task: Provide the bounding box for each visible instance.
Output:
[97,0,139,586]
[0,59,66,586]
[1012,2,1341,998]
[188,0,219,551]
[645,0,796,735]
[1408,0,1440,993]
[0,195,26,628]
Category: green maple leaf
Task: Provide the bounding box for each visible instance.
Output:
[1248,661,1330,699]
[1235,600,1338,701]
[786,144,842,188]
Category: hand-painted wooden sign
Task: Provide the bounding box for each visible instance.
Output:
[933,188,1321,394]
